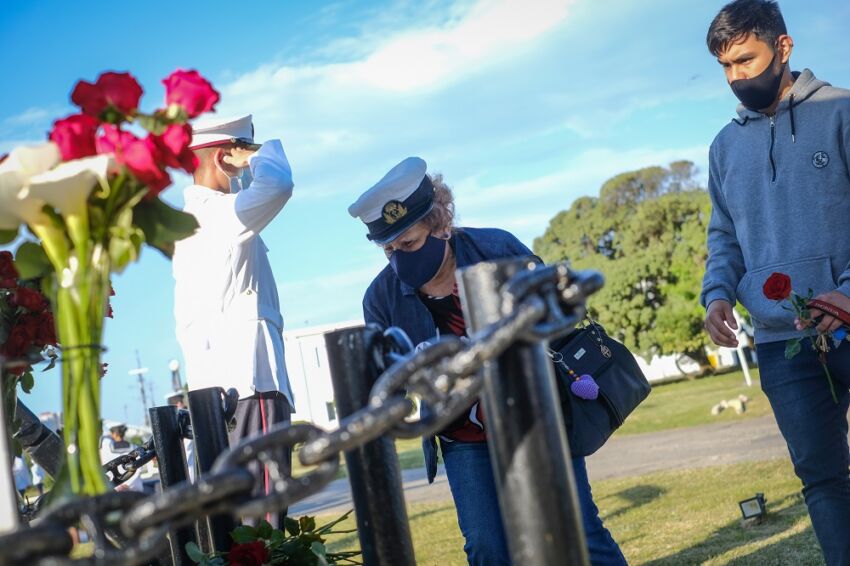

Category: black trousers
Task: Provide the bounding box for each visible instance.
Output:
[227,391,292,528]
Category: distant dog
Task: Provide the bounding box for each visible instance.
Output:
[711,394,750,416]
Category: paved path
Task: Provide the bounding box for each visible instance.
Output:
[291,414,791,516]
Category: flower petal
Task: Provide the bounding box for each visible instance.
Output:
[19,155,113,218]
[0,170,48,228]
[0,143,61,180]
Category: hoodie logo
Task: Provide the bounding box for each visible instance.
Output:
[812,151,829,169]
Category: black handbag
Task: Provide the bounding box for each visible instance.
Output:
[549,319,651,457]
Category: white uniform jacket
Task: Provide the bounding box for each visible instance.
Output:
[172,139,295,406]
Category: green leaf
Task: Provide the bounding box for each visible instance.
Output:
[14,242,52,279]
[107,221,145,273]
[0,228,18,245]
[185,542,205,562]
[256,520,274,540]
[284,516,301,537]
[19,371,34,393]
[137,113,169,135]
[299,515,317,534]
[785,338,802,359]
[311,540,329,562]
[133,198,199,259]
[230,525,258,544]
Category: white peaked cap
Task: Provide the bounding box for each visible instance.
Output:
[189,114,254,149]
[348,157,435,244]
[348,157,427,222]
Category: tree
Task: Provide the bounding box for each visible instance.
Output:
[533,162,714,373]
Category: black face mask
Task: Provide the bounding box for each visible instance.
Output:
[730,50,786,111]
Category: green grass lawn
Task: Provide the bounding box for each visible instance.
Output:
[319,458,821,565]
[617,368,770,436]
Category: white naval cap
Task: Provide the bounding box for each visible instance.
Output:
[189,114,255,149]
[348,157,435,244]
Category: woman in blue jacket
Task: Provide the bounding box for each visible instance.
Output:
[348,156,626,566]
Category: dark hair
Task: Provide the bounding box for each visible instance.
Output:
[707,0,787,56]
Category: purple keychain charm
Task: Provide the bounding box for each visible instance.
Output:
[571,374,600,400]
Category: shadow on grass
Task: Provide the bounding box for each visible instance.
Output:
[724,530,824,566]
[599,484,667,522]
[644,494,817,566]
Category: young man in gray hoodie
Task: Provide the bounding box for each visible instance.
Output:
[701,1,850,563]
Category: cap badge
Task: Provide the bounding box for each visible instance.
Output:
[382,200,408,224]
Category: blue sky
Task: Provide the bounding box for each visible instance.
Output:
[3,0,849,425]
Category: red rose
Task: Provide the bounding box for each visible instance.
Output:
[34,312,57,346]
[3,321,36,358]
[96,124,137,155]
[49,113,99,161]
[763,272,792,301]
[71,72,143,117]
[0,251,18,288]
[162,69,220,118]
[152,124,198,173]
[119,136,171,196]
[227,541,268,566]
[11,287,47,312]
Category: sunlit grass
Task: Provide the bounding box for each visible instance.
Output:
[320,458,820,565]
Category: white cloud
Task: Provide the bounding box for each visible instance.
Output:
[342,0,571,92]
[3,107,51,127]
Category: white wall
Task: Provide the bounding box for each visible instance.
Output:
[284,320,363,428]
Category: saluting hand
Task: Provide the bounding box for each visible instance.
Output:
[222,147,257,169]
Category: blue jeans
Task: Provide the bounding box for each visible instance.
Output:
[441,440,627,566]
[756,340,850,566]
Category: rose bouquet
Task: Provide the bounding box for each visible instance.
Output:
[186,512,361,566]
[0,69,219,498]
[1,251,59,452]
[763,272,849,402]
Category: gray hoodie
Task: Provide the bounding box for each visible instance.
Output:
[701,69,850,344]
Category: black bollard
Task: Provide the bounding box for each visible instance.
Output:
[458,258,590,566]
[324,325,416,566]
[13,399,64,478]
[187,387,235,553]
[150,405,197,565]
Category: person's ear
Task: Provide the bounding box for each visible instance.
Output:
[214,148,226,168]
[777,34,793,64]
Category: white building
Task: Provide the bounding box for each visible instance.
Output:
[284,320,363,428]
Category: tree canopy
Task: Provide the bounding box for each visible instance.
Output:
[533,161,713,370]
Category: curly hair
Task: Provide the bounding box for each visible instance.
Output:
[420,173,455,235]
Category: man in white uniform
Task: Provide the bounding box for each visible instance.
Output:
[172,114,295,526]
[99,424,144,492]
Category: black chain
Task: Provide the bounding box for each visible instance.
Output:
[102,438,157,486]
[0,262,600,566]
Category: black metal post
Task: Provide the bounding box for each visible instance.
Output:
[324,326,416,566]
[187,387,235,553]
[458,258,590,565]
[13,399,64,478]
[150,405,197,565]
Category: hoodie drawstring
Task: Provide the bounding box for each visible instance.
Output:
[789,94,796,143]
